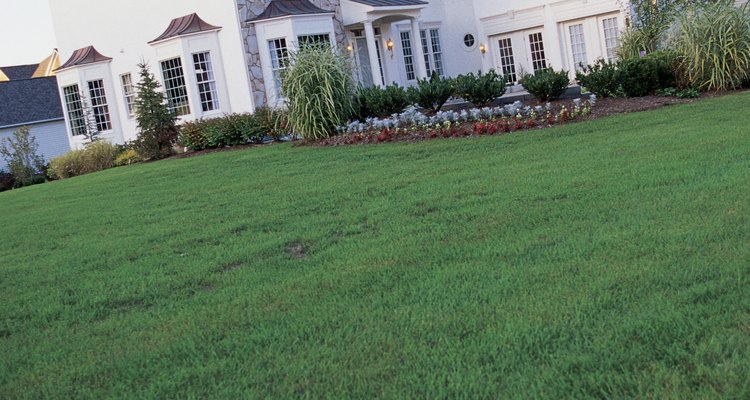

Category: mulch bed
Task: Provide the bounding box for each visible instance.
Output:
[170,90,741,158]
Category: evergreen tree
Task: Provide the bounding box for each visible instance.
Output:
[79,91,101,144]
[133,61,178,159]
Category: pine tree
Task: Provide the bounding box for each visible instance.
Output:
[133,61,178,159]
[79,91,100,144]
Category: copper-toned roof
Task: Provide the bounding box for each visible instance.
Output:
[149,13,222,44]
[247,0,334,23]
[57,46,112,71]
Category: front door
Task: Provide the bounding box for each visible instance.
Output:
[354,36,374,87]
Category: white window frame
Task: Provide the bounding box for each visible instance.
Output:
[528,31,548,72]
[192,51,220,113]
[400,31,416,81]
[62,84,87,136]
[120,73,136,117]
[160,57,191,116]
[87,79,112,132]
[496,36,518,84]
[601,16,620,61]
[419,28,444,77]
[566,22,588,72]
[268,37,290,99]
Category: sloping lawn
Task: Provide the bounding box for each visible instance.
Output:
[1,93,749,399]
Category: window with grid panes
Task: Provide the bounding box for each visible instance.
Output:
[497,38,517,83]
[297,34,331,48]
[568,24,587,71]
[268,38,289,98]
[400,31,415,80]
[528,32,547,71]
[602,17,620,61]
[192,52,219,112]
[419,28,444,76]
[87,79,112,131]
[120,73,136,117]
[62,84,86,136]
[160,57,191,116]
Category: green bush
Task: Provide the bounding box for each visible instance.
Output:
[48,150,86,179]
[0,126,45,185]
[576,59,623,97]
[253,107,290,140]
[408,72,456,113]
[114,149,143,166]
[353,84,411,120]
[672,2,750,90]
[281,44,354,140]
[178,111,290,151]
[520,68,570,102]
[617,52,677,97]
[48,141,119,179]
[456,69,507,107]
[0,171,16,191]
[84,140,118,172]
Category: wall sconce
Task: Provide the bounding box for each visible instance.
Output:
[479,43,486,55]
[346,43,353,52]
[386,38,394,58]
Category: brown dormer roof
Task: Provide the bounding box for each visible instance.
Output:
[149,13,221,44]
[57,46,112,71]
[247,0,334,23]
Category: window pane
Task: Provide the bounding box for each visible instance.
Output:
[268,38,289,98]
[497,38,517,83]
[400,31,415,80]
[569,24,587,72]
[602,17,620,61]
[120,73,136,116]
[87,79,112,132]
[529,32,547,71]
[63,84,86,136]
[160,57,191,116]
[192,52,219,112]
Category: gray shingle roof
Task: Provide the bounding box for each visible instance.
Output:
[149,13,222,44]
[0,76,64,128]
[349,0,427,6]
[247,0,334,23]
[1,65,38,81]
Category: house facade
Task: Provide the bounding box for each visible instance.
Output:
[49,0,625,148]
[0,51,70,170]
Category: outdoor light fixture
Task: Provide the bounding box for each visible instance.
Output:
[347,43,353,52]
[479,43,486,55]
[386,38,394,58]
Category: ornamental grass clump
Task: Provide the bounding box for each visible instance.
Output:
[281,44,354,140]
[671,2,750,91]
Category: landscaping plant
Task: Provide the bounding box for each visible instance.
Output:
[407,71,456,113]
[352,83,411,120]
[456,69,507,107]
[281,44,354,140]
[671,1,750,91]
[133,61,179,159]
[0,126,46,187]
[576,59,622,97]
[48,141,120,179]
[520,68,570,102]
[617,51,677,96]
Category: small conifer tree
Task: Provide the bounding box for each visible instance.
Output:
[79,91,100,143]
[133,61,178,159]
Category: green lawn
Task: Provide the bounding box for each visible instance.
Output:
[1,93,749,399]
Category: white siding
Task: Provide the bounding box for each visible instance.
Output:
[0,121,70,170]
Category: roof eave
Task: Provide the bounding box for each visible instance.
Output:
[147,27,222,45]
[246,11,335,24]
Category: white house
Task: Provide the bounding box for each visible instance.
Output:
[49,0,626,148]
[0,51,70,170]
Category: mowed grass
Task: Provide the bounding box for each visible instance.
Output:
[1,93,750,399]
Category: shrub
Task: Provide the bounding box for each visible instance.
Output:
[617,51,677,97]
[84,140,118,172]
[114,148,143,166]
[48,150,86,179]
[672,2,750,90]
[576,59,622,97]
[0,126,45,184]
[178,121,207,151]
[133,62,179,159]
[352,84,411,120]
[520,68,570,102]
[408,72,456,113]
[281,44,355,140]
[0,171,16,192]
[456,69,507,107]
[253,107,290,140]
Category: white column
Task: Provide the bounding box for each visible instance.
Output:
[543,5,564,70]
[363,21,384,87]
[411,18,428,79]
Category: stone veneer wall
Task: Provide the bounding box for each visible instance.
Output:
[236,0,347,108]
